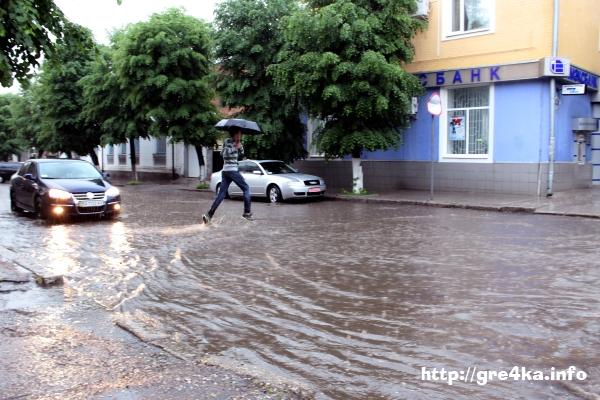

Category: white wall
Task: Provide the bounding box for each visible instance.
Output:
[97,137,211,179]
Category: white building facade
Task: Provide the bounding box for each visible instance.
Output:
[95,137,215,181]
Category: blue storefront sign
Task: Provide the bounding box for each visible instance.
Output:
[416,61,542,88]
[568,66,599,90]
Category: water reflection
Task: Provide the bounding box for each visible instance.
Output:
[43,224,77,276]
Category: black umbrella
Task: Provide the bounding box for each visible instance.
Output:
[215,118,262,135]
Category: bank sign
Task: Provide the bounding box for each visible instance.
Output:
[417,61,541,88]
[417,60,599,90]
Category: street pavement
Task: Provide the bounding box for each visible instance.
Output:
[1,182,599,399]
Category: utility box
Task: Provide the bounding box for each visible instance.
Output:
[572,118,598,132]
[572,118,598,164]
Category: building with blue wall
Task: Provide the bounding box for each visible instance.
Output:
[295,1,600,195]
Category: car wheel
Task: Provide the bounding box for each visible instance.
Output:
[35,196,49,221]
[268,185,282,203]
[216,183,230,199]
[10,190,22,213]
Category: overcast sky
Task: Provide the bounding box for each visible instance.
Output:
[1,0,221,93]
[57,0,221,44]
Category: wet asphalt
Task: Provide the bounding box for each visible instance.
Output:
[0,182,599,399]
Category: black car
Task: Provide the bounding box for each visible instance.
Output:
[0,161,23,183]
[10,159,121,221]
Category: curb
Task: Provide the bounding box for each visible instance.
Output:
[332,195,537,215]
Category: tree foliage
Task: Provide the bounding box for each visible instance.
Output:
[81,44,147,146]
[35,22,101,163]
[270,0,425,159]
[214,0,306,162]
[113,8,219,148]
[0,0,65,87]
[0,94,23,160]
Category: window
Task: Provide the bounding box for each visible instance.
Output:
[107,145,114,156]
[260,161,297,175]
[18,162,30,176]
[119,143,127,154]
[155,138,167,154]
[446,0,492,38]
[442,85,492,159]
[245,162,263,175]
[27,163,38,178]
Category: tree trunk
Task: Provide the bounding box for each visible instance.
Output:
[351,157,364,193]
[129,137,138,182]
[194,144,206,181]
[89,148,99,166]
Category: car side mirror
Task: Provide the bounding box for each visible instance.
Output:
[102,172,111,179]
[24,173,34,181]
[252,170,262,175]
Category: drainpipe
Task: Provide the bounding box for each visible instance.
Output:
[547,0,560,196]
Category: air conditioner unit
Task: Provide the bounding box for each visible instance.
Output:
[412,0,429,18]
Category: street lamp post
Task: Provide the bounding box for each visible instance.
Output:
[426,92,442,200]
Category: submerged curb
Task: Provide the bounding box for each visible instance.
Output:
[333,194,536,214]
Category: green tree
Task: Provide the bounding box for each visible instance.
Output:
[213,0,306,162]
[0,94,24,160]
[36,22,102,164]
[112,8,219,179]
[80,44,149,179]
[8,83,45,157]
[0,0,65,87]
[270,0,425,192]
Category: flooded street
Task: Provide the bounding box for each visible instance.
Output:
[1,183,599,399]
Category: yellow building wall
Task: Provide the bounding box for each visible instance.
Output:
[406,0,553,73]
[558,0,600,73]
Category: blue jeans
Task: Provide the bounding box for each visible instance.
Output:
[208,170,251,216]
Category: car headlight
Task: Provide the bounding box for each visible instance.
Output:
[106,186,120,197]
[48,188,72,200]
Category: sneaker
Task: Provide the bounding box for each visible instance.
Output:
[242,212,254,221]
[202,213,211,224]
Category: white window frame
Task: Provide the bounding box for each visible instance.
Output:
[439,84,494,163]
[442,0,495,41]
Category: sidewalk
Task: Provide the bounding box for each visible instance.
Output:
[335,188,600,219]
[119,177,600,219]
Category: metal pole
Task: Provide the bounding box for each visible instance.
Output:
[547,0,560,196]
[430,114,435,200]
[171,139,176,180]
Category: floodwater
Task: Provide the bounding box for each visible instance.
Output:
[1,183,599,399]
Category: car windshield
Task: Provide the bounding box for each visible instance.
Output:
[38,162,102,180]
[259,161,297,175]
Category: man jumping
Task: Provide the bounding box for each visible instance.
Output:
[203,128,252,223]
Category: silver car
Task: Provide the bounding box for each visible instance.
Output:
[209,160,327,203]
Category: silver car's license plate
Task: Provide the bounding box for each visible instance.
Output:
[78,200,105,207]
